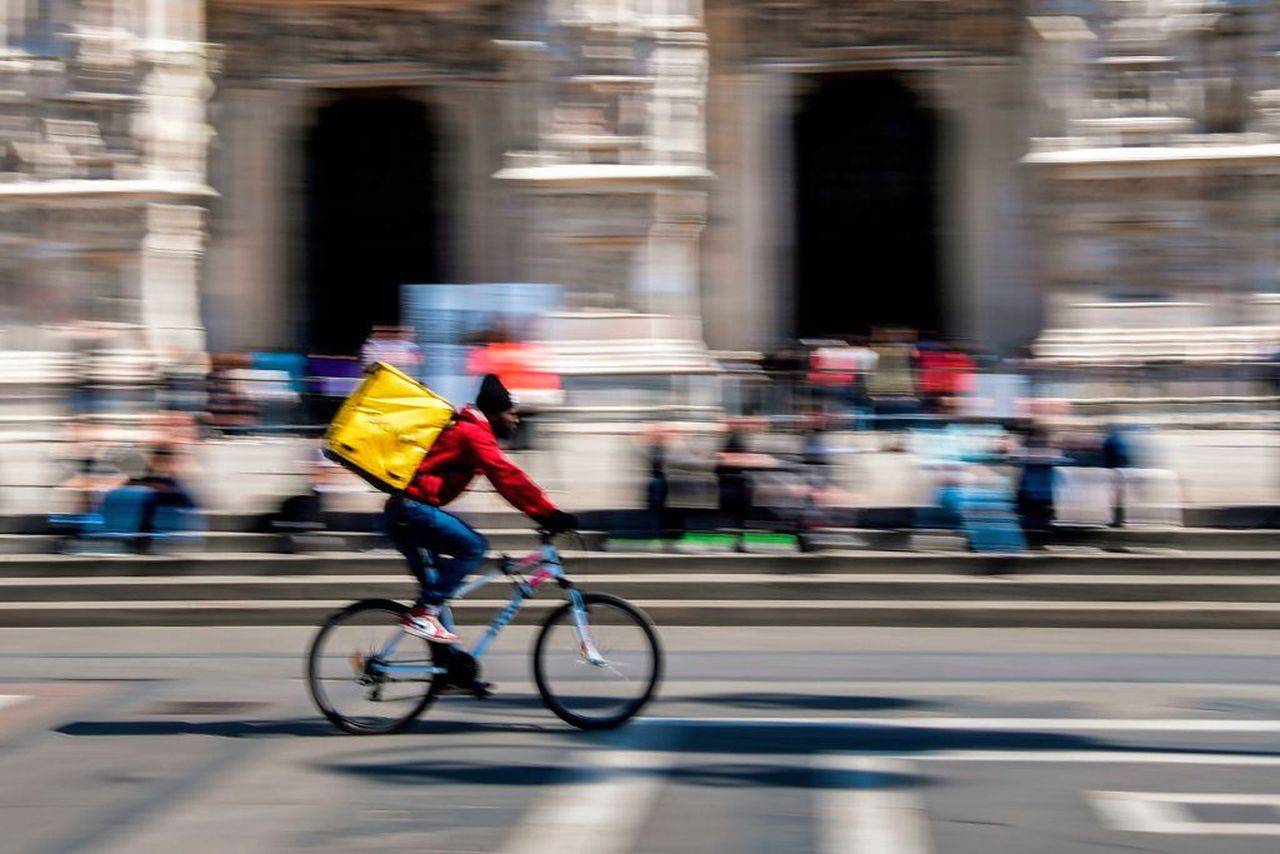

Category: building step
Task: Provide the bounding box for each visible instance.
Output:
[4,572,1280,604]
[0,550,1276,578]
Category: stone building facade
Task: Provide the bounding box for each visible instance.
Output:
[1026,0,1280,362]
[1,0,1277,367]
[0,0,212,355]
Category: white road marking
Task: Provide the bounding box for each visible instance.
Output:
[641,716,1280,732]
[497,740,682,854]
[912,751,1280,766]
[0,694,28,712]
[1091,791,1187,832]
[815,756,934,854]
[1091,790,1280,835]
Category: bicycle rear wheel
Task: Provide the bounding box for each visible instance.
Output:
[533,592,662,730]
[307,599,442,734]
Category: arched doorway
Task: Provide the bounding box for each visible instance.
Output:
[303,92,443,354]
[793,74,942,339]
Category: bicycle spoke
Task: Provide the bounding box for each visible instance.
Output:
[535,594,660,729]
[307,603,439,734]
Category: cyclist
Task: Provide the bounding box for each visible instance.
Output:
[386,373,577,644]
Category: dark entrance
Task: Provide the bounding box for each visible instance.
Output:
[793,75,942,339]
[303,93,442,353]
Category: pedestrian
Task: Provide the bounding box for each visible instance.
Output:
[132,412,202,550]
[640,423,680,540]
[1101,423,1134,527]
[1014,425,1065,548]
[360,325,424,376]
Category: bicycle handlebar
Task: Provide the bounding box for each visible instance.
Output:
[537,528,579,545]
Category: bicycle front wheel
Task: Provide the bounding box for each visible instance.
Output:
[307,599,442,735]
[533,592,662,730]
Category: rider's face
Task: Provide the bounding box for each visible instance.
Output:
[491,409,519,440]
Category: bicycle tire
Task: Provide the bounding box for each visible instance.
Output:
[532,592,662,730]
[306,598,441,735]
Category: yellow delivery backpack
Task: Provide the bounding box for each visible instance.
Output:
[322,361,456,493]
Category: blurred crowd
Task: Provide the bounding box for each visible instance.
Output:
[37,320,1274,555]
[625,329,1173,554]
[44,321,565,553]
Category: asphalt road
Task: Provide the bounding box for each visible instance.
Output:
[1,625,1279,853]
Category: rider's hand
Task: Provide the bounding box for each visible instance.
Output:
[542,510,578,534]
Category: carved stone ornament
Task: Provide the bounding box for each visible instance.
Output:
[741,0,1020,60]
[208,4,508,79]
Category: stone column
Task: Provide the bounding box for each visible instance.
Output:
[638,188,705,317]
[937,63,1037,353]
[702,67,793,350]
[139,203,206,354]
[203,84,303,350]
[649,28,707,166]
[139,0,211,183]
[133,0,210,359]
[497,0,714,345]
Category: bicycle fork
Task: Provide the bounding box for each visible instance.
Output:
[568,587,608,667]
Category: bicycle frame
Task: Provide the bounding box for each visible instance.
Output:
[370,540,605,681]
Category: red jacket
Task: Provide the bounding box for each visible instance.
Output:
[404,406,557,521]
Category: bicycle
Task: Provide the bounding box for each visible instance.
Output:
[306,530,663,734]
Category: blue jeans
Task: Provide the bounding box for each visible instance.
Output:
[384,498,488,607]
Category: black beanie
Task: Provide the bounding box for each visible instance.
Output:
[475,373,513,417]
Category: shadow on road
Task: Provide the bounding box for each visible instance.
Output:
[314,720,1280,789]
[321,758,926,789]
[56,718,340,738]
[53,717,556,739]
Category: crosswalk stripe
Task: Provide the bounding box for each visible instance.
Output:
[642,716,1280,732]
[815,756,933,854]
[0,694,28,712]
[911,751,1280,766]
[497,738,682,854]
[1091,791,1280,835]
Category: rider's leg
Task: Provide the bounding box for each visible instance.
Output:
[385,499,488,643]
[385,498,461,642]
[384,497,432,601]
[416,506,488,606]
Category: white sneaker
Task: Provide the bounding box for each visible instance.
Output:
[401,606,459,644]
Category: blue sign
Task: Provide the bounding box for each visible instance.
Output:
[402,283,563,407]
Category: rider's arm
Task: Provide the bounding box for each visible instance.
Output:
[469,424,558,521]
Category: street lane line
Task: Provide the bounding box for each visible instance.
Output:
[815,756,933,854]
[640,716,1280,732]
[1105,793,1280,805]
[912,751,1280,766]
[497,739,682,854]
[0,694,27,712]
[1091,791,1280,835]
[1090,791,1187,832]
